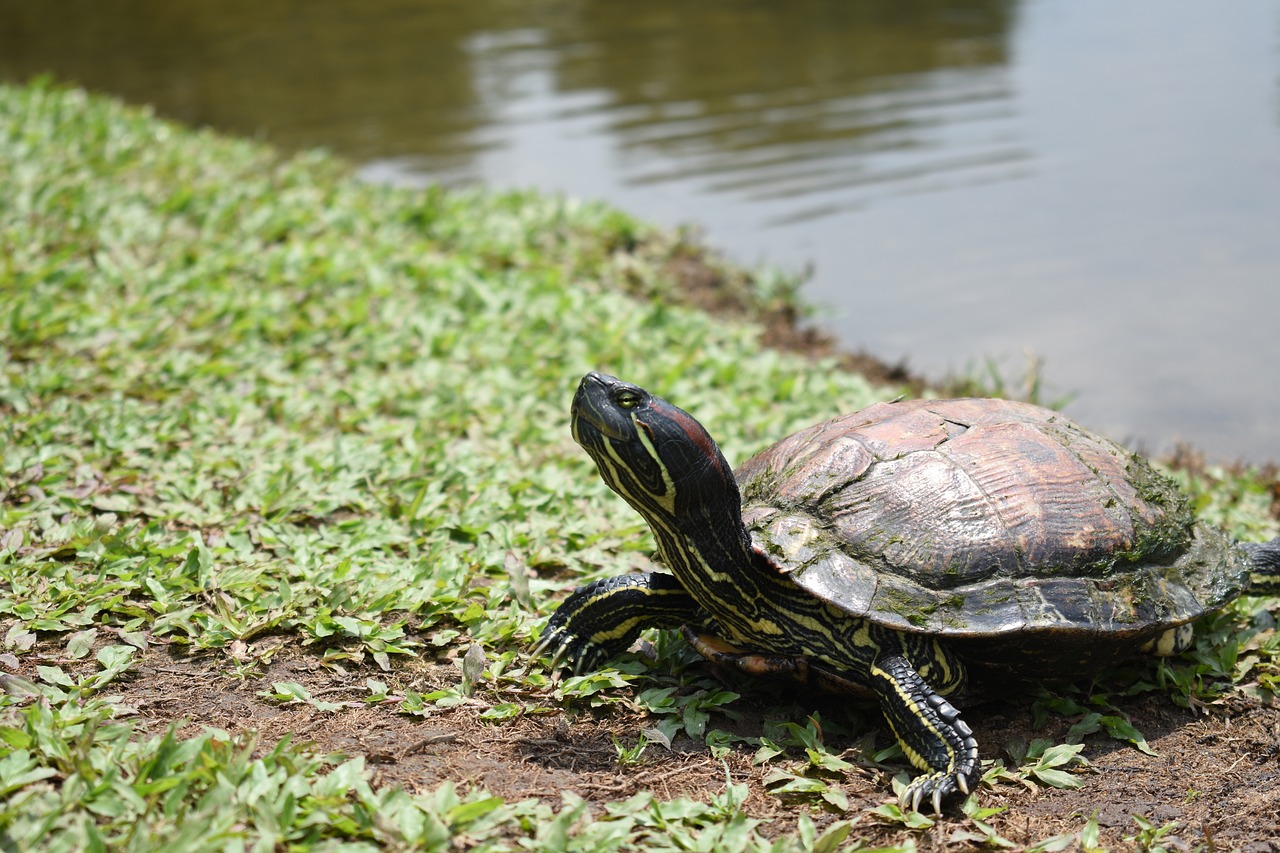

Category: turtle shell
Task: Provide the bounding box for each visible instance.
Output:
[736,398,1252,673]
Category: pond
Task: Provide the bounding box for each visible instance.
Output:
[2,0,1277,461]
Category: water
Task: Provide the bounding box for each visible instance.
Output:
[2,0,1277,460]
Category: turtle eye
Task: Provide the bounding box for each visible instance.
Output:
[615,389,643,410]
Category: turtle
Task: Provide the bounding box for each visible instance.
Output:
[535,372,1280,812]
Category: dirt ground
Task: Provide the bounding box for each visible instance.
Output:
[24,637,1267,851]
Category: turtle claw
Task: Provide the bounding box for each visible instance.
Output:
[529,632,563,671]
[899,767,972,816]
[531,623,607,678]
[898,762,983,816]
[536,638,570,677]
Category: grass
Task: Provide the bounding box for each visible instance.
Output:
[1,79,1278,851]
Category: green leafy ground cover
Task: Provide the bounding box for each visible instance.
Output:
[2,81,1279,851]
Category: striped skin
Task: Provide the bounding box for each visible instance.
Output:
[541,372,979,811]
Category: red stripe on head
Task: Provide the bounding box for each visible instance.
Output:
[663,403,725,476]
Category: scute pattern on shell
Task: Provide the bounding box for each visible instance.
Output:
[736,399,1252,656]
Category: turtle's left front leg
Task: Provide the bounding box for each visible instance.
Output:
[534,571,699,674]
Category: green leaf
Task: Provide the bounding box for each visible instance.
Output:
[1029,834,1079,853]
[1065,711,1103,742]
[260,681,342,712]
[447,795,505,827]
[66,629,98,660]
[1030,768,1082,790]
[819,786,848,811]
[1038,742,1086,768]
[0,751,59,797]
[96,644,136,672]
[478,702,522,721]
[36,666,76,688]
[4,625,37,652]
[810,820,853,853]
[1081,813,1102,850]
[1100,716,1159,756]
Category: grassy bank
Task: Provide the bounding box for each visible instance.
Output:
[2,81,1278,851]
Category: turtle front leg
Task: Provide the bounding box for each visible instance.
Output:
[534,572,699,674]
[868,652,980,814]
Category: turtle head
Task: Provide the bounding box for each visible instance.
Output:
[571,373,741,527]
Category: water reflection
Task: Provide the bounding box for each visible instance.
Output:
[440,0,1028,221]
[1,0,1277,460]
[0,0,1022,207]
[0,0,497,166]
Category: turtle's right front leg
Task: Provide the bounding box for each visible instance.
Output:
[534,572,699,674]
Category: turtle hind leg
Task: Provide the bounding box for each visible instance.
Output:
[534,572,699,674]
[1242,535,1280,592]
[868,653,980,815]
[1140,623,1195,657]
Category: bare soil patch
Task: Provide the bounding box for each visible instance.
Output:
[20,639,1277,850]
